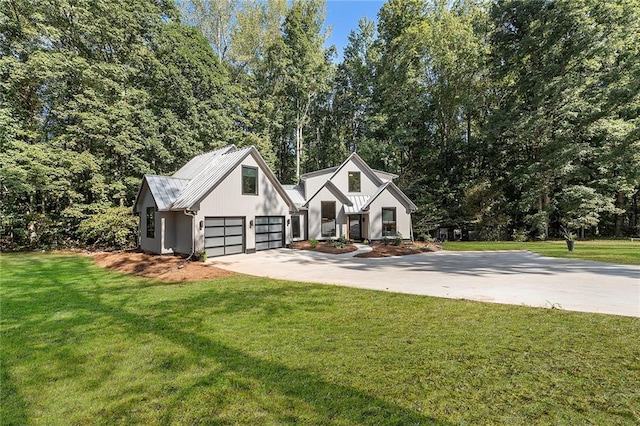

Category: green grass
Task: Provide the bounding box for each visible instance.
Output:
[443,240,640,265]
[1,254,639,425]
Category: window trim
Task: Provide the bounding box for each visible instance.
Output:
[146,206,155,238]
[321,201,336,238]
[348,171,361,193]
[381,207,396,237]
[242,165,258,195]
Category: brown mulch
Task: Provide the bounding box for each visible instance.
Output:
[91,251,233,282]
[355,242,442,258]
[292,241,358,254]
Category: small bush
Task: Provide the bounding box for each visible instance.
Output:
[382,236,390,245]
[512,228,528,242]
[363,239,370,245]
[309,238,318,249]
[394,232,403,246]
[335,241,345,249]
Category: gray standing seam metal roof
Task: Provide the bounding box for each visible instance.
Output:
[172,145,236,180]
[345,195,371,214]
[145,175,190,211]
[283,185,306,207]
[171,147,253,210]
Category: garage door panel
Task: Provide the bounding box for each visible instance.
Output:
[205,236,225,247]
[225,226,243,236]
[206,247,225,257]
[225,218,243,227]
[255,216,284,251]
[225,235,243,246]
[205,227,224,237]
[204,216,245,257]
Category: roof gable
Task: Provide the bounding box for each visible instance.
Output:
[362,182,418,214]
[171,146,297,212]
[303,180,352,208]
[328,152,384,188]
[133,175,190,212]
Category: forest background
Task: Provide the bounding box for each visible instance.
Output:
[1,0,639,250]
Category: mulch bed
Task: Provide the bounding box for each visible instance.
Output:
[91,251,233,282]
[292,241,358,254]
[355,242,442,258]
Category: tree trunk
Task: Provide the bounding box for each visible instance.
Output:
[615,191,625,236]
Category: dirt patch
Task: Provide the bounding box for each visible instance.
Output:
[91,251,233,282]
[292,241,358,254]
[355,242,442,258]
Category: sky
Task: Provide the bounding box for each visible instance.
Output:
[323,0,385,62]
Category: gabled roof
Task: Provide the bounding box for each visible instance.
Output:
[361,181,418,214]
[135,146,296,212]
[303,180,352,208]
[299,166,338,179]
[328,152,384,187]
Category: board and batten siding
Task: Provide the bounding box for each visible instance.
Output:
[193,154,292,253]
[367,189,412,240]
[306,186,346,240]
[329,158,379,195]
[137,184,175,254]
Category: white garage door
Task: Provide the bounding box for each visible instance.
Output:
[204,217,244,257]
[255,216,284,251]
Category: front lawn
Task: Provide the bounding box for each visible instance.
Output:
[443,240,640,265]
[2,254,639,424]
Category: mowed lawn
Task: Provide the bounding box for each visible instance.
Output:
[443,240,640,265]
[2,254,639,425]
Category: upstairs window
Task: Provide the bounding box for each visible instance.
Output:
[146,207,155,238]
[242,166,258,195]
[382,207,396,237]
[348,171,361,192]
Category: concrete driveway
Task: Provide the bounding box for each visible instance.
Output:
[212,248,640,317]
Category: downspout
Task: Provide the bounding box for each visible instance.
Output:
[183,209,197,261]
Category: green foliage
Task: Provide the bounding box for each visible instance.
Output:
[77,206,138,250]
[309,238,318,249]
[394,232,403,246]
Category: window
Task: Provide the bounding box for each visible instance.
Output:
[382,207,396,237]
[291,215,301,239]
[146,207,155,238]
[348,171,361,192]
[321,201,336,238]
[242,166,258,195]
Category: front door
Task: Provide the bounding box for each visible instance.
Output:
[348,215,361,241]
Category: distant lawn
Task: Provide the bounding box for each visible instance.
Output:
[443,240,640,265]
[2,254,639,425]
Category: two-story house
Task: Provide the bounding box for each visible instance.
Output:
[134,146,416,257]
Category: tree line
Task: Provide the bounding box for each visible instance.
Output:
[1,0,638,249]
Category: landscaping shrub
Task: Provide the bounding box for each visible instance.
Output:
[309,238,318,249]
[77,206,138,250]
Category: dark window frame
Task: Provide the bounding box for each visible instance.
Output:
[242,165,258,195]
[146,207,155,238]
[381,207,396,237]
[348,171,361,192]
[321,201,336,238]
[291,215,301,239]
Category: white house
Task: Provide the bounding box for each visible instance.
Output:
[134,145,416,257]
[285,152,417,242]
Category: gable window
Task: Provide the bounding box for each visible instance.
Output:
[321,201,336,238]
[382,207,396,237]
[291,215,301,239]
[348,171,361,192]
[146,207,155,238]
[242,166,258,195]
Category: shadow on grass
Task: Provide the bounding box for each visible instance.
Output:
[2,255,448,425]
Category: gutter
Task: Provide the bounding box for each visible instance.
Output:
[183,209,197,261]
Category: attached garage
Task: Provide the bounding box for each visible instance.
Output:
[255,216,284,250]
[204,217,245,257]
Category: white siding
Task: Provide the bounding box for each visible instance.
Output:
[194,153,292,253]
[307,186,346,240]
[303,172,333,201]
[329,158,379,195]
[174,212,193,255]
[367,189,412,240]
[137,184,162,254]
